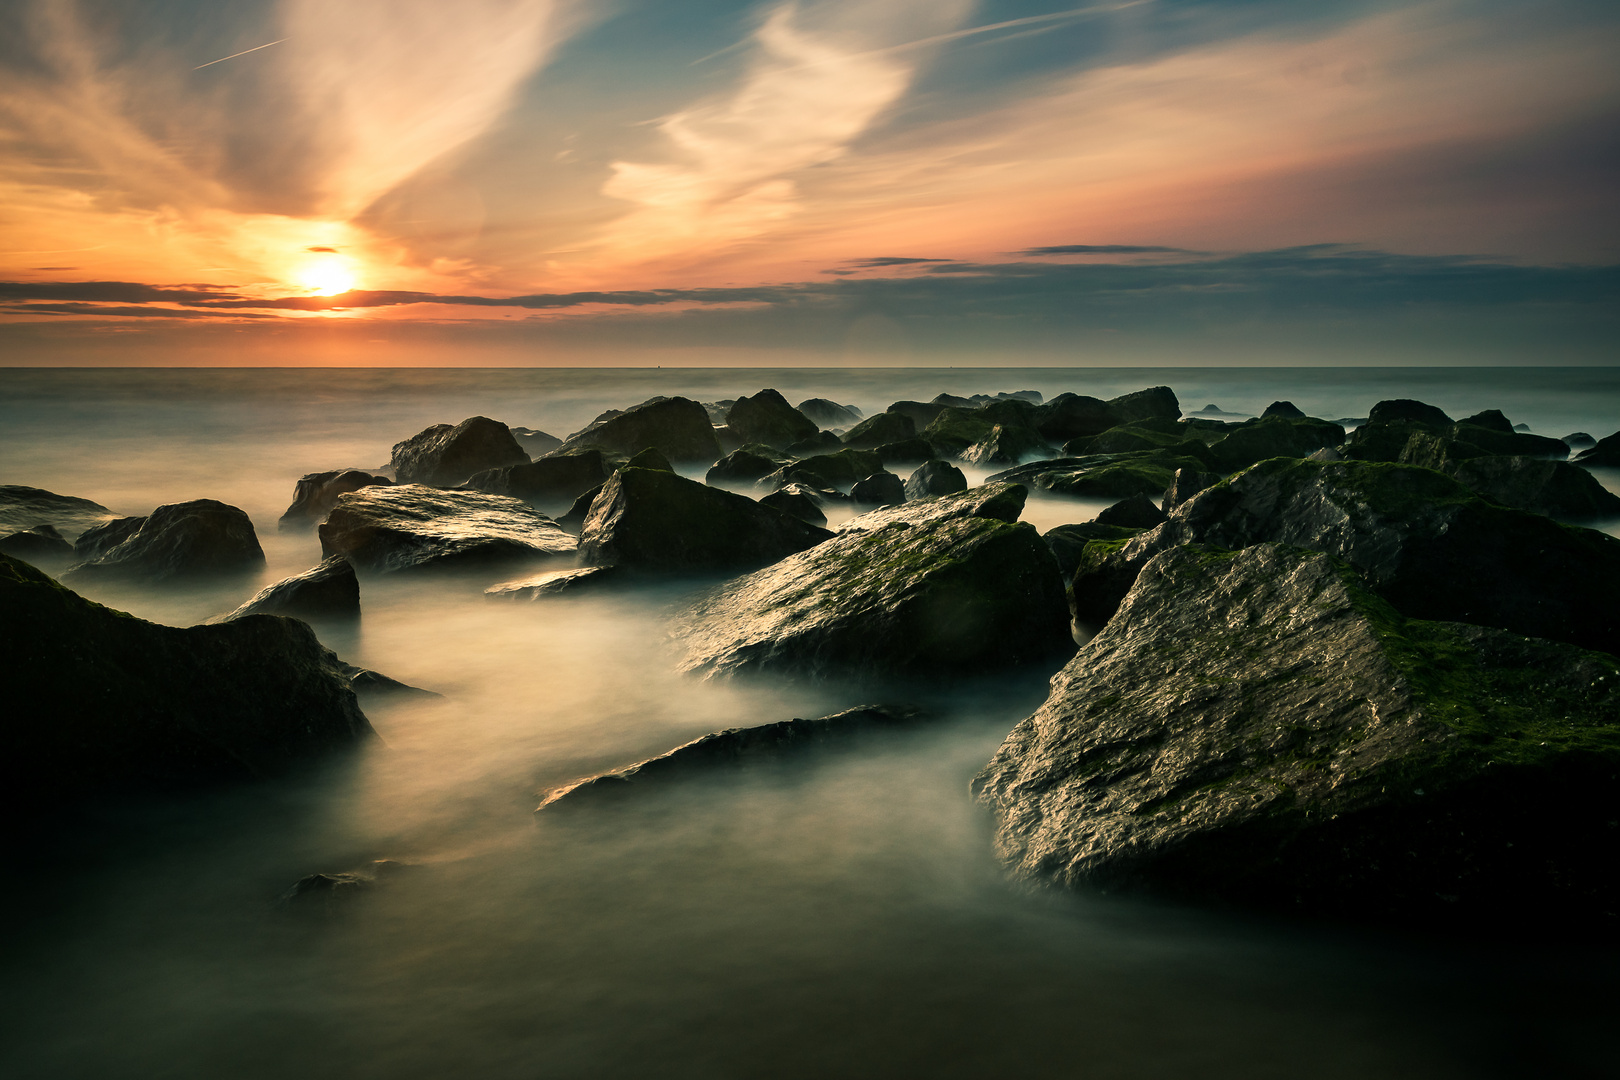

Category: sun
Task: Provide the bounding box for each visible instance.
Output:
[295,258,357,296]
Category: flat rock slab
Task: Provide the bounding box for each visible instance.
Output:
[319,485,576,575]
[0,485,117,542]
[974,542,1620,921]
[539,705,925,809]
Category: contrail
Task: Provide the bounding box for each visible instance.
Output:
[194,39,287,70]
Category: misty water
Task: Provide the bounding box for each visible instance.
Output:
[3,367,1618,1079]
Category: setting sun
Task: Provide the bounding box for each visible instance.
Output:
[295,259,356,296]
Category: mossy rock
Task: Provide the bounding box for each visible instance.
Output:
[1209,417,1345,472]
[961,423,1054,466]
[468,448,609,509]
[1044,522,1141,585]
[1449,423,1569,459]
[706,445,792,484]
[763,448,884,490]
[922,407,997,458]
[1038,451,1214,500]
[724,389,819,449]
[841,411,917,449]
[558,397,722,463]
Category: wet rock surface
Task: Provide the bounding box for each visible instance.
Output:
[850,470,905,507]
[840,411,917,449]
[0,485,116,541]
[226,556,360,621]
[319,485,576,575]
[64,499,265,584]
[278,470,392,531]
[974,542,1620,922]
[796,398,864,428]
[0,524,74,568]
[558,396,722,462]
[391,416,528,487]
[725,389,818,449]
[1575,430,1620,467]
[467,448,610,509]
[485,565,624,600]
[903,459,967,500]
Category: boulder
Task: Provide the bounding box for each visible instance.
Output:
[64,500,265,583]
[72,516,146,562]
[278,470,391,530]
[725,389,819,449]
[679,484,1072,679]
[840,482,1028,531]
[485,566,623,600]
[1399,432,1620,519]
[226,556,359,622]
[974,542,1620,921]
[558,397,722,462]
[961,424,1054,466]
[796,398,864,428]
[391,416,527,487]
[784,430,842,456]
[510,426,563,457]
[707,445,793,485]
[318,485,576,575]
[874,438,937,465]
[539,706,926,809]
[1043,522,1142,585]
[1095,495,1166,529]
[1564,432,1596,451]
[773,482,849,509]
[0,485,116,541]
[1459,409,1514,433]
[579,468,831,574]
[904,460,967,500]
[760,449,883,491]
[1033,394,1118,442]
[1209,417,1345,472]
[1161,467,1218,511]
[1368,399,1454,427]
[840,411,916,449]
[700,401,735,424]
[921,407,995,458]
[557,484,604,535]
[0,524,74,568]
[758,488,827,528]
[850,470,905,507]
[994,449,1216,501]
[1068,418,1205,457]
[885,400,947,429]
[1448,423,1570,459]
[1106,386,1180,424]
[1260,401,1306,419]
[0,553,373,811]
[625,446,674,473]
[1070,458,1620,656]
[1575,431,1620,467]
[466,449,609,508]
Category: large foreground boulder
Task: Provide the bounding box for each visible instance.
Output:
[1070,458,1620,656]
[0,485,116,541]
[0,553,373,812]
[278,470,391,530]
[391,416,527,487]
[558,397,722,462]
[226,557,360,621]
[319,486,576,575]
[579,468,831,574]
[974,543,1620,922]
[678,484,1072,680]
[64,499,265,583]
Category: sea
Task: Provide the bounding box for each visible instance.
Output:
[1,366,1617,1079]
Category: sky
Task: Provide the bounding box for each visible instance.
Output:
[0,0,1616,366]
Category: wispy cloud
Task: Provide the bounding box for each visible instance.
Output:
[1018,244,1189,256]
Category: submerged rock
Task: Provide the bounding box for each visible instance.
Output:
[485,565,624,600]
[0,485,116,541]
[465,449,609,509]
[1033,394,1118,442]
[0,524,74,568]
[1575,431,1620,468]
[319,485,576,575]
[510,426,563,457]
[1,553,373,810]
[1564,432,1596,451]
[539,705,926,809]
[278,470,391,531]
[725,389,818,449]
[226,556,360,622]
[974,542,1620,921]
[1260,400,1306,419]
[391,416,527,487]
[904,460,967,500]
[1107,386,1181,424]
[64,499,265,583]
[758,488,828,528]
[850,470,906,507]
[761,449,883,491]
[679,484,1072,680]
[784,430,843,456]
[707,445,793,485]
[579,467,831,574]
[558,397,722,463]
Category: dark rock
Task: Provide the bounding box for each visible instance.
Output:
[784,430,842,456]
[1071,458,1620,655]
[1260,401,1306,419]
[974,542,1620,922]
[1368,399,1454,427]
[338,665,437,700]
[850,470,906,507]
[1450,424,1571,459]
[999,449,1217,501]
[1043,522,1142,585]
[226,556,359,621]
[485,566,624,600]
[885,400,947,430]
[904,460,967,500]
[625,446,674,473]
[1187,404,1247,418]
[1307,447,1343,462]
[510,426,563,457]
[961,424,1054,466]
[921,407,995,459]
[1033,394,1118,442]
[1564,432,1596,450]
[0,553,373,811]
[391,416,527,487]
[932,393,978,408]
[64,500,265,584]
[707,446,793,485]
[679,484,1072,679]
[466,449,609,508]
[840,411,916,449]
[1162,467,1218,510]
[558,397,722,462]
[796,398,864,428]
[1448,455,1620,520]
[0,485,116,541]
[1575,431,1620,467]
[760,449,883,491]
[539,706,926,809]
[874,438,937,465]
[759,489,828,528]
[0,525,74,568]
[580,468,831,574]
[319,485,575,575]
[278,470,391,531]
[277,860,408,914]
[1095,495,1166,529]
[1210,417,1345,471]
[1513,423,1531,432]
[725,389,819,449]
[558,484,604,535]
[1069,418,1204,457]
[774,482,849,508]
[700,401,735,424]
[977,399,1040,427]
[1106,386,1180,424]
[712,425,745,455]
[72,516,145,562]
[1459,409,1513,433]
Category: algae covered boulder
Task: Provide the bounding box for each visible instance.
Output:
[319,485,576,575]
[558,397,721,462]
[279,470,391,531]
[974,542,1620,921]
[1209,417,1344,472]
[1033,394,1117,442]
[840,411,916,449]
[678,483,1072,680]
[961,424,1054,466]
[0,553,373,812]
[904,459,967,500]
[707,445,793,485]
[850,470,905,507]
[466,449,609,508]
[64,499,265,584]
[761,448,882,491]
[391,416,527,487]
[797,398,864,429]
[579,467,831,574]
[725,389,819,449]
[1575,430,1620,468]
[226,556,360,622]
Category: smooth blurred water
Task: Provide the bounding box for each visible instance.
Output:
[1,367,1616,1079]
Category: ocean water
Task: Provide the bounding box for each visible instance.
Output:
[1,366,1616,1079]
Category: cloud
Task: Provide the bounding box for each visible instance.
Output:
[1017,244,1189,255]
[843,256,956,267]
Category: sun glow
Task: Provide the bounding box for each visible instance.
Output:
[296,259,358,296]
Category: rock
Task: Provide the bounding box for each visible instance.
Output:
[679,483,1072,679]
[0,553,373,811]
[485,565,624,600]
[841,482,1028,531]
[1095,495,1166,529]
[0,485,116,541]
[338,665,438,700]
[1459,409,1514,433]
[1187,404,1247,418]
[760,449,883,491]
[64,500,265,583]
[974,542,1620,921]
[0,524,74,568]
[961,424,1055,466]
[932,393,978,408]
[1071,458,1620,656]
[775,482,849,508]
[873,438,937,465]
[1447,455,1620,521]
[1564,432,1596,451]
[1107,386,1180,424]
[885,400,947,429]
[707,446,793,485]
[1369,399,1454,427]
[1043,522,1141,585]
[1513,423,1531,432]
[1068,418,1205,457]
[510,426,562,457]
[1307,447,1342,463]
[1575,431,1620,468]
[558,396,722,462]
[1161,467,1218,510]
[921,407,996,459]
[840,411,916,449]
[557,484,604,535]
[995,449,1216,502]
[850,470,906,507]
[277,860,409,914]
[700,401,735,424]
[784,430,842,456]
[72,516,145,562]
[1209,417,1345,471]
[758,488,828,528]
[904,460,967,500]
[391,416,527,487]
[579,468,831,574]
[318,485,576,575]
[1260,401,1306,419]
[1448,423,1570,459]
[625,446,674,473]
[466,449,610,509]
[796,398,865,428]
[539,706,927,809]
[278,470,392,531]
[226,556,359,621]
[1033,394,1118,442]
[725,389,819,449]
